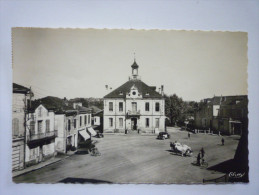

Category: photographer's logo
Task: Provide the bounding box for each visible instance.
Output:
[229,172,245,178]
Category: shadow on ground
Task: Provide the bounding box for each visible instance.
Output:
[207,128,249,183]
[59,177,113,184]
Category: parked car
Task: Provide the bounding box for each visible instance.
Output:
[157,132,170,140]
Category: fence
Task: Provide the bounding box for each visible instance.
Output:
[27,130,58,142]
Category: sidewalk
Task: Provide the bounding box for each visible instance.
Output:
[12,153,74,178]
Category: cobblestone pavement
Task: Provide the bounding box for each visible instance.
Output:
[13,127,240,184]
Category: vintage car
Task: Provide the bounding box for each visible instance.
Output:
[157,132,170,140]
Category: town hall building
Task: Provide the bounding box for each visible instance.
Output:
[103,60,165,134]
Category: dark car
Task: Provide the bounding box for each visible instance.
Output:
[157,132,170,140]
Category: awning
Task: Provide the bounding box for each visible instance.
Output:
[79,130,90,141]
[88,127,97,136]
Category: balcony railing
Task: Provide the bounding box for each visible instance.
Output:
[127,110,141,116]
[27,130,58,143]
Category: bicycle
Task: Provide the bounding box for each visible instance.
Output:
[90,147,101,156]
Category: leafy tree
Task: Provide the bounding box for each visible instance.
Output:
[165,94,198,127]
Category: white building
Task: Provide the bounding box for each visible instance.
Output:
[26,104,57,166]
[12,83,31,171]
[55,106,93,153]
[103,60,165,134]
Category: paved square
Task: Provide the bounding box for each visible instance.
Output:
[13,127,239,184]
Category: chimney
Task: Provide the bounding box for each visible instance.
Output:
[161,85,164,96]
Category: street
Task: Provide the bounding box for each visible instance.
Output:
[13,127,240,184]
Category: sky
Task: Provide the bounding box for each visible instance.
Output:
[12,28,248,101]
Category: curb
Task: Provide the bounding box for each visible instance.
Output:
[12,156,70,178]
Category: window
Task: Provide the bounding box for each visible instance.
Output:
[85,115,87,125]
[155,118,159,128]
[38,107,42,117]
[80,116,82,126]
[94,118,96,122]
[88,115,90,124]
[38,121,43,133]
[109,102,113,111]
[119,118,123,127]
[146,118,149,128]
[46,120,50,132]
[30,121,35,135]
[145,102,150,111]
[68,119,71,131]
[132,102,137,112]
[132,91,136,95]
[155,102,160,112]
[12,118,19,136]
[109,118,113,127]
[74,119,77,128]
[119,102,123,112]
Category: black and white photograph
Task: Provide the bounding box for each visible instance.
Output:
[11,28,248,184]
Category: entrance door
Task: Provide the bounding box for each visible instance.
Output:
[131,118,137,130]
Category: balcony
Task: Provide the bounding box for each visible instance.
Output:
[27,130,58,144]
[127,110,141,117]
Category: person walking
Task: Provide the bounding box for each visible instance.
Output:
[200,147,205,158]
[197,152,201,166]
[188,132,191,139]
[221,137,225,145]
[200,147,205,164]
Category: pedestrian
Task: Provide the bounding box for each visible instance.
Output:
[200,147,205,159]
[197,152,201,166]
[188,132,190,139]
[221,137,225,145]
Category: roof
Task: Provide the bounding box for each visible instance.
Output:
[104,79,163,99]
[29,96,74,113]
[89,105,102,114]
[131,60,139,69]
[202,95,248,106]
[77,106,92,113]
[13,83,30,94]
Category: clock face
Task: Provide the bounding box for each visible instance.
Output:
[132,91,136,95]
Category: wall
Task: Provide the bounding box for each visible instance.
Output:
[55,114,66,153]
[25,105,56,165]
[12,93,26,171]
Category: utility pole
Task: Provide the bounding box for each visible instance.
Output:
[29,86,32,109]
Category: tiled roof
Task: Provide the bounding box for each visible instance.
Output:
[29,96,74,112]
[77,106,92,113]
[104,79,163,99]
[89,105,102,114]
[13,83,30,94]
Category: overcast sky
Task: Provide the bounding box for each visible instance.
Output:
[12,28,247,101]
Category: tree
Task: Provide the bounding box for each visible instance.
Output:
[165,94,198,127]
[165,94,185,126]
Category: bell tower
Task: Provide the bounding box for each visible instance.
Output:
[130,53,140,80]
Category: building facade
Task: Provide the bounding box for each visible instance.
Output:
[55,106,92,153]
[26,105,57,166]
[194,95,248,135]
[103,60,165,134]
[12,83,31,171]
